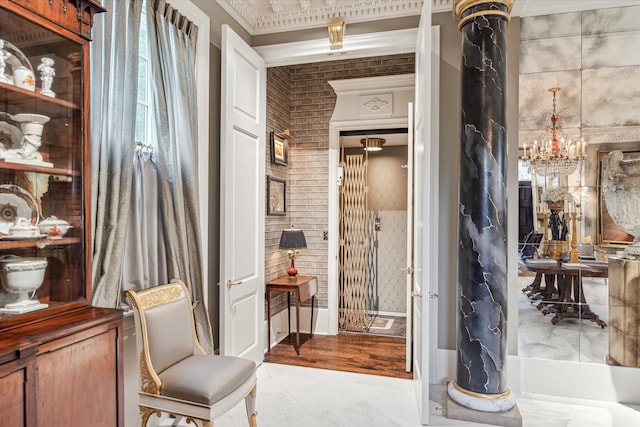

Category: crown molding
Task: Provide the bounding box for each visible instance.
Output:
[217,0,427,35]
[254,28,417,67]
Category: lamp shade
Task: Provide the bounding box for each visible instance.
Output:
[279,228,307,250]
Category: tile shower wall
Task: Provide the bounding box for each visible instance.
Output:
[266,54,415,314]
[519,4,640,240]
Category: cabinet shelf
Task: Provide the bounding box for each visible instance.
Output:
[0,236,81,250]
[0,160,80,176]
[0,81,80,117]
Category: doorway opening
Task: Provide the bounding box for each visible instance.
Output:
[338,128,409,338]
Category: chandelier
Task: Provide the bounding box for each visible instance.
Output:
[520,87,586,177]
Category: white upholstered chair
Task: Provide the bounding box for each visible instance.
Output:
[124,279,257,427]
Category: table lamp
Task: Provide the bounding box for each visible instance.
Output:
[279,227,307,279]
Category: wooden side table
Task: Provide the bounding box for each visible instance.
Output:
[266,275,317,354]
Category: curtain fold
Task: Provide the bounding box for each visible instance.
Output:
[90,0,143,308]
[146,0,213,352]
[122,149,168,292]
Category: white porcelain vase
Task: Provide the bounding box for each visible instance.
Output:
[0,256,48,311]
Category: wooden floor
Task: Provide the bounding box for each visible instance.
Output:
[264,332,412,379]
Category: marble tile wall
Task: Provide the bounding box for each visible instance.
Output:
[518,4,640,367]
[519,5,640,142]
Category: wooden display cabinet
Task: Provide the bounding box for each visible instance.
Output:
[0,1,123,426]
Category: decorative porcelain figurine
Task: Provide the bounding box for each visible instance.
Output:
[2,113,53,167]
[0,39,11,84]
[37,57,56,97]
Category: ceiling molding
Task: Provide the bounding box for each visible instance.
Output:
[216,0,640,38]
[217,0,430,35]
[254,28,418,67]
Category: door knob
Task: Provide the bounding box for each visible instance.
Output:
[226,279,243,288]
[402,267,415,274]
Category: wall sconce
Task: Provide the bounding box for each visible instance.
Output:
[279,227,307,279]
[328,19,345,50]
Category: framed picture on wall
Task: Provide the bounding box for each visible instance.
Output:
[267,175,286,216]
[270,131,288,166]
[597,149,639,245]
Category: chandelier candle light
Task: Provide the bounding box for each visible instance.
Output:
[520,87,586,177]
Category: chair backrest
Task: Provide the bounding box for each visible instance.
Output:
[520,231,543,258]
[124,279,205,394]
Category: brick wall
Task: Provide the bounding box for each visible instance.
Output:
[267,53,415,313]
[265,66,292,315]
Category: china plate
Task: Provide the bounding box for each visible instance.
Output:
[0,234,47,241]
[0,184,39,224]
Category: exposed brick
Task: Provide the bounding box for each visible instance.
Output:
[266,54,414,313]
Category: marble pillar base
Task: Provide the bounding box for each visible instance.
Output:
[447,381,517,413]
[447,383,522,427]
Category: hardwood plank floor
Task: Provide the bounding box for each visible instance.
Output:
[264,332,412,379]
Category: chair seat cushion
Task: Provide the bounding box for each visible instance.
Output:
[158,354,256,405]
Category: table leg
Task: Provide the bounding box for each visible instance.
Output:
[295,291,301,354]
[550,275,607,328]
[266,289,271,352]
[310,295,315,338]
[287,293,291,337]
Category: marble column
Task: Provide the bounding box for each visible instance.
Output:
[448,0,515,413]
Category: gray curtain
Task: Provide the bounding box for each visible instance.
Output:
[122,147,168,292]
[146,0,213,352]
[90,0,143,308]
[90,0,213,352]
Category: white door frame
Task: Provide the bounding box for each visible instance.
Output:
[327,74,416,335]
[328,118,412,333]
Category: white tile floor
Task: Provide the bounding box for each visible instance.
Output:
[211,363,640,427]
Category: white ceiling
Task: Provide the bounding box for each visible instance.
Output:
[216,0,640,36]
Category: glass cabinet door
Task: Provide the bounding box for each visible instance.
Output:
[0,4,89,327]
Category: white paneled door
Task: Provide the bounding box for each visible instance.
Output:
[406,102,415,374]
[413,1,434,424]
[220,25,266,363]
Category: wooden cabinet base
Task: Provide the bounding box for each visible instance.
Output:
[0,307,124,426]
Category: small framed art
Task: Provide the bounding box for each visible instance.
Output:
[267,175,286,216]
[270,131,288,166]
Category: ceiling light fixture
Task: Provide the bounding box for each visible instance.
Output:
[328,18,345,50]
[519,87,586,177]
[361,137,385,152]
